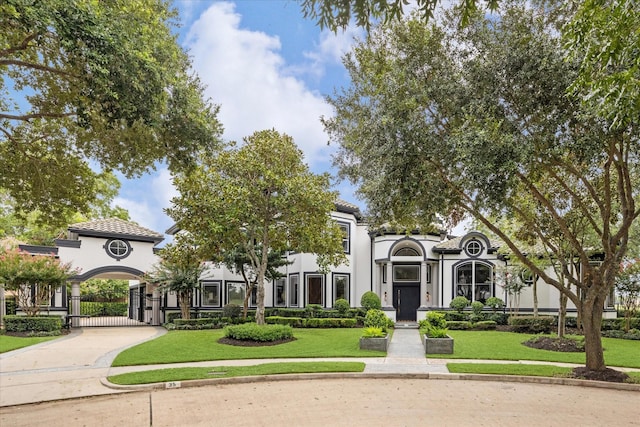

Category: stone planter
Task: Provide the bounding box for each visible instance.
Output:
[359,335,389,351]
[423,334,454,354]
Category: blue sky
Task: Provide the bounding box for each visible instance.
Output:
[114,0,365,236]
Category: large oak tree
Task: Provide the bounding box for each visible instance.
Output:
[167,129,347,325]
[323,5,639,373]
[1,0,222,226]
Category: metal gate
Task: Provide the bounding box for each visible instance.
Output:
[68,287,154,327]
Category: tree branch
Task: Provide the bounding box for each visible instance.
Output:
[0,59,75,78]
[0,33,39,58]
[0,112,75,121]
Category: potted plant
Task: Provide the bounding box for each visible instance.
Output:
[420,312,454,354]
[359,309,391,351]
[359,326,389,351]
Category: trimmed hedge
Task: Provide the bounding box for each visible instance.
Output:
[472,320,497,330]
[4,315,62,332]
[224,323,293,342]
[508,315,554,333]
[304,318,357,328]
[446,320,472,330]
[266,316,304,327]
[80,302,127,316]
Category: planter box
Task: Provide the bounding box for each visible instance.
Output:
[359,335,389,351]
[423,334,454,354]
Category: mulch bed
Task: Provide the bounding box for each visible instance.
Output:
[217,337,296,347]
[523,336,584,352]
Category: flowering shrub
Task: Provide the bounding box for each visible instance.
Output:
[0,249,77,316]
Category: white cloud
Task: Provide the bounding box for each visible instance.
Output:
[185,1,337,167]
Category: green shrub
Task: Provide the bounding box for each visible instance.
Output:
[334,298,350,316]
[166,311,198,323]
[304,318,357,328]
[508,316,554,333]
[485,297,504,312]
[450,296,470,313]
[361,327,386,338]
[305,304,323,318]
[444,311,467,322]
[80,301,128,316]
[471,301,484,316]
[472,320,497,330]
[360,291,381,311]
[601,329,640,340]
[174,318,215,326]
[446,320,472,330]
[364,309,390,332]
[4,315,62,332]
[488,313,509,325]
[223,304,241,319]
[223,323,293,342]
[426,311,447,329]
[5,297,17,315]
[265,316,304,327]
[423,325,449,338]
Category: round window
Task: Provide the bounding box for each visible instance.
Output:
[465,240,482,257]
[105,239,131,260]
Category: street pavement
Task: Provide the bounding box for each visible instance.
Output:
[0,326,639,426]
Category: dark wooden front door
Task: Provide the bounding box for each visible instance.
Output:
[393,284,420,321]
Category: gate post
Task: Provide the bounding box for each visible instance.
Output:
[0,285,5,329]
[71,281,81,327]
[151,288,161,326]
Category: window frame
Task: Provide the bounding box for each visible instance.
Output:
[289,274,300,307]
[464,239,483,257]
[225,281,246,306]
[332,273,350,304]
[274,277,287,307]
[104,238,131,260]
[337,221,350,254]
[201,281,221,307]
[305,273,325,306]
[454,261,493,303]
[393,264,420,282]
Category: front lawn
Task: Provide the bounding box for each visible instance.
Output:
[0,335,58,353]
[437,331,640,368]
[112,328,385,366]
[108,361,365,385]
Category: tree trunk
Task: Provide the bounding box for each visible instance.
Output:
[532,281,538,317]
[242,283,254,319]
[179,291,191,320]
[558,292,567,338]
[580,294,606,371]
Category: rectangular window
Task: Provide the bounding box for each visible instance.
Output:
[393,265,420,281]
[275,277,286,307]
[250,286,258,307]
[338,222,350,253]
[289,274,299,307]
[306,274,324,306]
[226,282,245,306]
[202,281,221,307]
[333,274,349,303]
[382,265,387,283]
[425,264,431,283]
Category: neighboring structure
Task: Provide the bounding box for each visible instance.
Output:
[6,202,617,325]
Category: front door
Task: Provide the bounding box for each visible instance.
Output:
[393,284,420,321]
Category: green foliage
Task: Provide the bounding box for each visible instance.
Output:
[4,297,16,315]
[444,311,467,322]
[361,327,385,338]
[4,315,62,332]
[80,279,128,302]
[423,325,449,338]
[488,313,509,325]
[485,297,505,312]
[601,329,640,340]
[305,304,324,318]
[168,129,346,325]
[364,309,391,332]
[303,318,357,328]
[0,0,221,226]
[472,321,497,330]
[616,261,640,332]
[265,316,305,327]
[508,316,554,334]
[445,321,472,330]
[223,304,242,319]
[334,298,350,316]
[425,311,447,329]
[360,291,381,310]
[450,296,470,313]
[0,248,76,316]
[224,323,293,342]
[470,301,484,316]
[80,302,127,317]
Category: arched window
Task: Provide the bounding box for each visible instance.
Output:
[455,261,493,303]
[393,247,419,256]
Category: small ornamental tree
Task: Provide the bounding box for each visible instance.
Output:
[145,233,205,320]
[0,248,76,316]
[616,261,640,333]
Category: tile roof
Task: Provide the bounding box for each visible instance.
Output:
[434,234,502,251]
[68,218,164,242]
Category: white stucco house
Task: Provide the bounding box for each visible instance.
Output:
[3,201,617,325]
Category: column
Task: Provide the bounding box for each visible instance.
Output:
[71,281,81,327]
[420,261,428,307]
[384,262,393,307]
[0,285,5,328]
[151,288,161,326]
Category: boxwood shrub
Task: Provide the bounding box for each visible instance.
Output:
[472,320,497,330]
[4,315,62,332]
[266,316,304,327]
[508,315,554,333]
[224,323,293,342]
[444,311,467,322]
[446,320,472,330]
[304,318,357,328]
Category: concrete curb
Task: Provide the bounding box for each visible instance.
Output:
[100,371,640,394]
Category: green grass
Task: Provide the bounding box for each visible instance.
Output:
[447,363,640,383]
[447,363,573,377]
[108,361,365,385]
[434,331,640,368]
[112,328,385,366]
[0,334,58,353]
